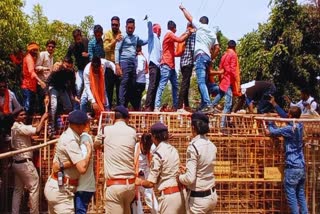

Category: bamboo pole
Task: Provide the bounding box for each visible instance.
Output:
[255,116,320,122]
[43,103,49,160]
[0,139,58,160]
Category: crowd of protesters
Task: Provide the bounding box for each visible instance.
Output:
[0,4,319,214]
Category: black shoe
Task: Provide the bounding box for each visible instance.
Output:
[200,106,214,114]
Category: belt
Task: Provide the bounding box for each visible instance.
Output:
[13,158,32,164]
[106,178,135,187]
[190,187,215,198]
[161,186,182,195]
[51,173,79,186]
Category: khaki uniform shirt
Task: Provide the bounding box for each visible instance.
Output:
[11,122,37,160]
[103,121,136,179]
[179,135,217,191]
[147,141,180,191]
[53,127,84,180]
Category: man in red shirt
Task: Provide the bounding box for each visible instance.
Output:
[154,21,190,112]
[21,42,46,120]
[211,40,239,127]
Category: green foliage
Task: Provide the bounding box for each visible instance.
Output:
[238,0,320,106]
[27,4,78,61]
[0,0,30,94]
[80,16,94,39]
[0,0,30,58]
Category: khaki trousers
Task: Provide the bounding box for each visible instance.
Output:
[44,177,77,214]
[158,190,186,214]
[11,160,39,214]
[188,190,218,214]
[105,183,135,214]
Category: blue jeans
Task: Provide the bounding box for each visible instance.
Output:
[49,87,73,128]
[221,87,233,127]
[284,168,308,214]
[155,64,178,109]
[80,90,109,113]
[119,61,136,106]
[22,89,36,116]
[74,191,94,214]
[195,54,211,108]
[80,90,88,113]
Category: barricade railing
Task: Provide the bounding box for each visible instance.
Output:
[0,112,319,213]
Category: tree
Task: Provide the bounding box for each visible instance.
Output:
[28,4,78,61]
[80,15,94,39]
[238,0,320,106]
[0,0,30,93]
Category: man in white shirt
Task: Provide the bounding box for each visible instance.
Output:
[179,4,220,113]
[284,88,318,115]
[132,45,148,111]
[36,40,56,113]
[80,57,115,117]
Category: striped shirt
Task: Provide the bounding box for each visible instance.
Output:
[88,38,105,61]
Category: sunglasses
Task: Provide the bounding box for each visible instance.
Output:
[112,23,119,27]
[48,45,55,48]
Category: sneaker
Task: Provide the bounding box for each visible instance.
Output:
[154,108,160,112]
[177,108,190,114]
[200,106,214,114]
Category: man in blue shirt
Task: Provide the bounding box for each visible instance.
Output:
[144,19,162,111]
[115,18,147,107]
[88,25,105,61]
[266,96,308,214]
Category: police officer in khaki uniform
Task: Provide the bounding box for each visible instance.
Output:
[44,110,92,214]
[97,106,136,213]
[136,122,186,214]
[178,112,218,213]
[11,108,48,214]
